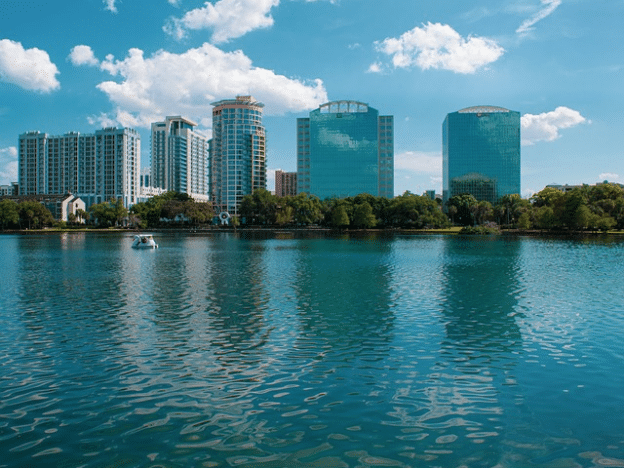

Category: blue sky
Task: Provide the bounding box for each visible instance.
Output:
[1,0,622,197]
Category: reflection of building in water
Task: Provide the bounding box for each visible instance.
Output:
[292,237,394,354]
[204,235,269,354]
[440,237,522,356]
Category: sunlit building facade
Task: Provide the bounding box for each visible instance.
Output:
[297,100,393,199]
[209,96,266,215]
[151,116,209,202]
[443,106,520,205]
[18,127,140,208]
[275,170,297,197]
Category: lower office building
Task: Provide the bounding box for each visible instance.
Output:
[18,127,141,208]
[443,106,520,205]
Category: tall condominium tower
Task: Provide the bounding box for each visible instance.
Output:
[209,96,266,215]
[18,127,140,208]
[151,116,209,201]
[443,106,520,204]
[297,100,394,199]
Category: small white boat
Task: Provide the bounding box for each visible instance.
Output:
[132,234,158,249]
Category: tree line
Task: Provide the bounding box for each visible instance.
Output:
[3,183,624,231]
[445,183,624,231]
[239,189,449,229]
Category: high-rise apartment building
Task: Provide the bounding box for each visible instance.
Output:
[275,170,297,197]
[443,106,520,204]
[297,100,393,199]
[209,96,266,215]
[18,127,140,208]
[151,116,209,201]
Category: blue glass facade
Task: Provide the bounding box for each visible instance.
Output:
[297,101,393,199]
[443,106,520,204]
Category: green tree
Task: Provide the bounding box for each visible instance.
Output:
[18,201,54,229]
[447,193,478,226]
[517,211,532,230]
[352,202,377,229]
[495,194,525,226]
[287,193,323,225]
[330,204,350,228]
[535,205,556,230]
[0,199,19,230]
[239,188,277,225]
[275,204,294,226]
[90,199,127,227]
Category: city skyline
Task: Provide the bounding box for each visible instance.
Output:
[1,0,622,197]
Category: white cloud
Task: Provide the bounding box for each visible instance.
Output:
[517,0,562,35]
[168,0,181,5]
[164,0,279,43]
[598,173,620,182]
[103,0,118,13]
[521,107,587,145]
[69,45,100,66]
[0,146,18,184]
[0,39,60,93]
[374,22,504,74]
[395,151,441,174]
[91,43,327,128]
[367,62,382,74]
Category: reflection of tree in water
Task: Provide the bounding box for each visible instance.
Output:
[440,236,523,360]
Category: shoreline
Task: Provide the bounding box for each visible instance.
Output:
[2,226,624,237]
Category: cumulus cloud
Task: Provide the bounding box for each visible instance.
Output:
[521,106,587,145]
[91,43,327,128]
[0,146,18,184]
[164,0,279,43]
[103,0,118,13]
[367,62,382,74]
[374,22,504,74]
[395,151,441,174]
[517,0,562,35]
[0,39,60,93]
[69,45,100,66]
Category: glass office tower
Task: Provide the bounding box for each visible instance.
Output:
[297,100,393,199]
[443,106,520,204]
[209,96,266,215]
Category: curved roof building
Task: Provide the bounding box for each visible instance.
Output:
[297,100,394,199]
[443,106,520,204]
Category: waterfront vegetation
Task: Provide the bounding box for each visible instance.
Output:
[2,183,624,233]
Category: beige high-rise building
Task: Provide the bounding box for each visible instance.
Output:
[209,96,266,215]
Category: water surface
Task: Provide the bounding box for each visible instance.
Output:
[1,232,623,467]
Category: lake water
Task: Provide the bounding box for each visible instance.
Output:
[1,231,624,468]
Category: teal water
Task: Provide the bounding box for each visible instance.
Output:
[1,232,624,467]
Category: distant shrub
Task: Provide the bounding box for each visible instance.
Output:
[459,222,501,235]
